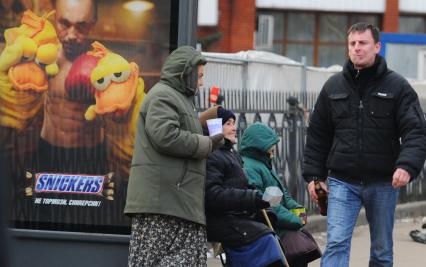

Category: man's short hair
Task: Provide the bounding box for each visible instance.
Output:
[347,22,380,43]
[50,0,98,22]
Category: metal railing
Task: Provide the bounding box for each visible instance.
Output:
[195,87,426,214]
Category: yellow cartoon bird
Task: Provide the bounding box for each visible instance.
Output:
[84,42,145,181]
[85,42,141,118]
[1,9,60,92]
[0,10,60,131]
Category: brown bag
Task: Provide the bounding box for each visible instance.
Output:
[280,229,322,264]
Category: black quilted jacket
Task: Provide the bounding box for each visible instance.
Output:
[205,140,272,247]
[303,56,426,184]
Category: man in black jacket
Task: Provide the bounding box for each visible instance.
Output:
[303,22,426,267]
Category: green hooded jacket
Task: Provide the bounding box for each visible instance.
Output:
[124,46,212,225]
[240,123,304,236]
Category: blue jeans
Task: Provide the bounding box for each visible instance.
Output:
[321,177,399,267]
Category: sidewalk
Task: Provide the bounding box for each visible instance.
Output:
[310,217,426,267]
[207,217,426,267]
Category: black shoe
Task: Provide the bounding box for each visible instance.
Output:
[409,230,426,244]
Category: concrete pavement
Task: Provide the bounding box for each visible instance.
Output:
[310,217,426,267]
[207,217,426,267]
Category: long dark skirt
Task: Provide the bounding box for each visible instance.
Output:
[128,213,207,267]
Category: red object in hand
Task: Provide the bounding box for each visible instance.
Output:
[65,53,100,101]
[209,86,220,105]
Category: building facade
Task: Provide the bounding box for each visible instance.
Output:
[198,0,426,68]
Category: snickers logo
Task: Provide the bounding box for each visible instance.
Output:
[34,173,105,195]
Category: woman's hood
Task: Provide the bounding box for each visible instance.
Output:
[239,123,279,152]
[159,46,206,95]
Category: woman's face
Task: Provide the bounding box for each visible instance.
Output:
[197,65,204,88]
[223,118,237,144]
[267,146,275,158]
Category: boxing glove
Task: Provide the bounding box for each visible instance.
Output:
[65,53,100,101]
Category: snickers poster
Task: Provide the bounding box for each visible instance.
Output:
[0,0,174,233]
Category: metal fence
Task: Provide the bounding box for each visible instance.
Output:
[195,87,426,215]
[201,52,339,96]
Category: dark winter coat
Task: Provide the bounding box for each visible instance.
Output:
[303,56,426,184]
[239,123,304,237]
[205,140,272,247]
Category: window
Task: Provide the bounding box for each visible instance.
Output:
[287,13,315,41]
[399,15,426,34]
[255,15,274,50]
[320,15,347,42]
[319,45,347,67]
[256,11,381,67]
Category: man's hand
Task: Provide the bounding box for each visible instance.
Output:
[307,180,328,203]
[392,168,410,188]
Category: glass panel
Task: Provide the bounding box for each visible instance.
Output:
[273,12,284,41]
[318,45,347,67]
[320,14,347,42]
[1,0,174,234]
[350,14,380,27]
[386,43,426,79]
[399,16,426,34]
[256,14,274,50]
[286,44,314,66]
[287,13,315,41]
[273,43,284,55]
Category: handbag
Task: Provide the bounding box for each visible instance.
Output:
[280,228,322,264]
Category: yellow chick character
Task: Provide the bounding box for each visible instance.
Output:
[0,10,59,155]
[3,10,60,92]
[85,42,140,118]
[84,41,145,182]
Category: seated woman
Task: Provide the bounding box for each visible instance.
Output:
[201,106,286,267]
[240,123,321,267]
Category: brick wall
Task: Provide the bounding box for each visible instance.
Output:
[383,0,399,32]
[197,0,255,52]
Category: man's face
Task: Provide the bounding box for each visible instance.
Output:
[347,29,381,70]
[55,0,96,60]
[197,64,204,88]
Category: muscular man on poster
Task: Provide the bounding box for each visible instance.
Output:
[39,0,107,174]
[32,0,111,228]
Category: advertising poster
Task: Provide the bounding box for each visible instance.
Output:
[0,0,175,233]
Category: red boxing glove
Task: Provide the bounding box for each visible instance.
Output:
[65,53,100,101]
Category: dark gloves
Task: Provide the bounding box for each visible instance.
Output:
[254,191,270,209]
[210,133,225,151]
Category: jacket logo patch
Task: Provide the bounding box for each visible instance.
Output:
[377,92,387,97]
